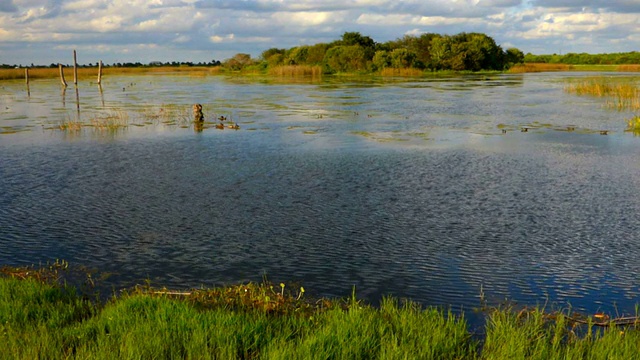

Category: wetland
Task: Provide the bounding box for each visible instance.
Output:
[1,71,640,320]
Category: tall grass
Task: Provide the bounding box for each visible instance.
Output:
[564,77,640,111]
[267,65,323,77]
[379,67,425,77]
[2,265,640,359]
[617,64,640,72]
[0,66,223,81]
[509,63,574,73]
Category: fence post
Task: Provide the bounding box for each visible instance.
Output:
[73,49,78,85]
[97,60,103,84]
[59,63,68,87]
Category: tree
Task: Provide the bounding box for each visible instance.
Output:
[323,45,367,73]
[224,53,254,70]
[505,48,525,67]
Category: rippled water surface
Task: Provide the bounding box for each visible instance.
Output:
[2,72,640,319]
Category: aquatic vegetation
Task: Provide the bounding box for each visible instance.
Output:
[379,67,425,77]
[509,63,574,73]
[626,116,640,136]
[564,77,640,111]
[90,110,129,131]
[617,64,640,72]
[268,65,322,77]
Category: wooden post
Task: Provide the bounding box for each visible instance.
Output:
[25,68,30,97]
[73,49,78,85]
[97,60,103,84]
[59,63,68,87]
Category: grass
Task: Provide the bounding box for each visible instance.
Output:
[564,77,640,111]
[617,64,640,72]
[0,66,223,81]
[509,63,574,73]
[2,264,640,359]
[268,65,323,77]
[379,67,425,77]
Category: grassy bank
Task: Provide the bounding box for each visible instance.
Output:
[1,265,640,359]
[0,66,223,81]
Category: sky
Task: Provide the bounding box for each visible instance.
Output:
[0,0,639,66]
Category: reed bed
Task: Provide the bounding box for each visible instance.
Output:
[564,77,640,111]
[509,63,574,73]
[267,65,323,77]
[617,64,640,72]
[379,67,425,77]
[2,264,640,359]
[0,66,222,81]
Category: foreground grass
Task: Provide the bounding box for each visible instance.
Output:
[1,265,640,359]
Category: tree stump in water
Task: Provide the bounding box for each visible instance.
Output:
[193,104,204,123]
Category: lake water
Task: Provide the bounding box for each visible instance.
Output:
[1,72,640,320]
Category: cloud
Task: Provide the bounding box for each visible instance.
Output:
[1,0,639,65]
[0,0,17,12]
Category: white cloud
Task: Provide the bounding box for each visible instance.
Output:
[0,0,639,65]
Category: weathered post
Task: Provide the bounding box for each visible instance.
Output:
[59,63,68,87]
[25,68,30,97]
[97,60,103,84]
[193,104,204,122]
[193,104,204,132]
[73,49,78,85]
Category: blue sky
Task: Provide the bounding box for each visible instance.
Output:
[1,0,639,66]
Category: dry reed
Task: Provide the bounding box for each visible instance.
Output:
[565,77,640,111]
[267,65,322,77]
[378,68,425,77]
[0,66,222,81]
[617,64,640,72]
[509,63,574,73]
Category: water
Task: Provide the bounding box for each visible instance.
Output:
[1,72,640,320]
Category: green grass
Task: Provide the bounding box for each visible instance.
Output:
[1,264,640,359]
[564,76,640,111]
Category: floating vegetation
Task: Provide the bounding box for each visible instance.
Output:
[564,77,640,111]
[351,130,427,142]
[58,119,83,132]
[626,116,640,136]
[90,111,129,131]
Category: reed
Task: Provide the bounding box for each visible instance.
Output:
[267,65,323,77]
[565,77,640,111]
[379,67,425,77]
[0,66,223,81]
[90,111,129,131]
[617,64,640,72]
[509,63,574,73]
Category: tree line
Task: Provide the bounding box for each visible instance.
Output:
[229,32,525,73]
[524,52,640,65]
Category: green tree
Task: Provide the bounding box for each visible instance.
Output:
[505,48,525,66]
[323,45,367,73]
[372,50,391,71]
[306,43,329,65]
[224,53,254,70]
[389,48,417,68]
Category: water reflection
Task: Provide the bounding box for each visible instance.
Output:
[1,73,640,319]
